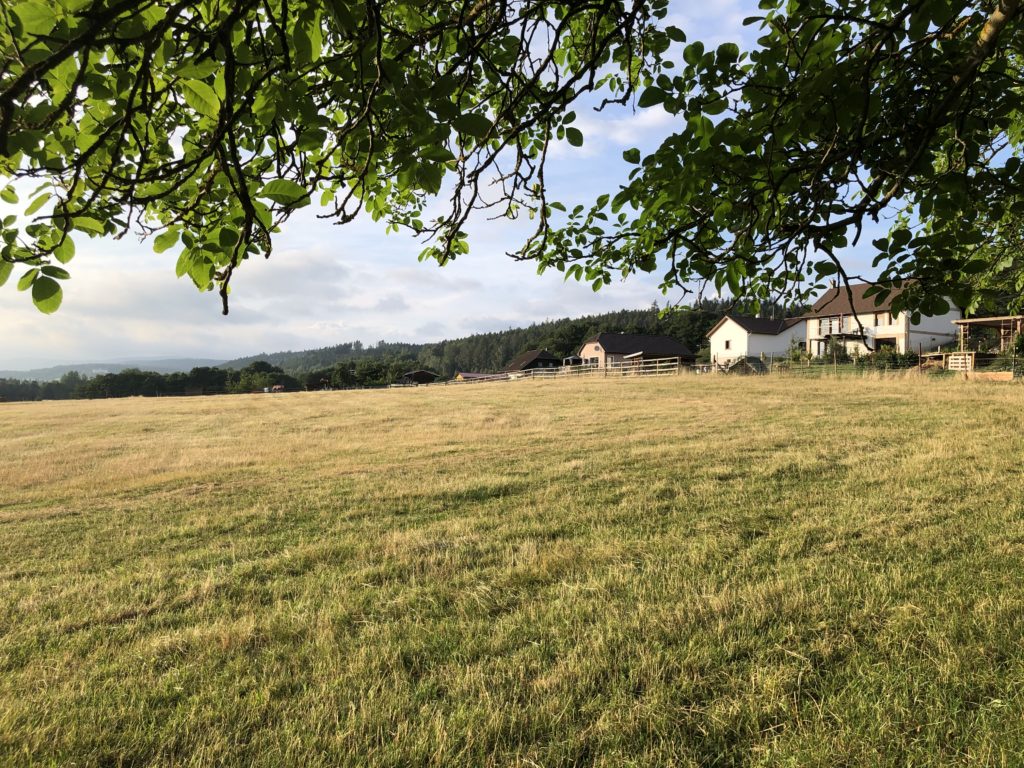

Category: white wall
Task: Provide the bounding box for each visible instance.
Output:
[709,318,806,363]
[906,308,961,353]
[805,306,960,355]
[747,321,805,358]
[708,318,750,363]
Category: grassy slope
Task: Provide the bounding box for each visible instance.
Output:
[1,377,1022,767]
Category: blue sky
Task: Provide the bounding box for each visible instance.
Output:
[2,0,872,369]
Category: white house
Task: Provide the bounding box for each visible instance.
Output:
[804,283,960,356]
[707,315,806,366]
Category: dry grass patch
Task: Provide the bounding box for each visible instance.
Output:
[1,377,1023,766]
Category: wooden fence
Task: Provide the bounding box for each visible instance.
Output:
[428,357,689,386]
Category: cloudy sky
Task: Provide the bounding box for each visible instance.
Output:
[2,0,850,369]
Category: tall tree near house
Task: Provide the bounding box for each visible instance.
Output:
[961,210,1024,313]
[0,0,668,312]
[524,1,1024,318]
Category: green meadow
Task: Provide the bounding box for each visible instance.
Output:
[1,376,1022,766]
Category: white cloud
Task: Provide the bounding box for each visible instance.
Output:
[0,0,761,370]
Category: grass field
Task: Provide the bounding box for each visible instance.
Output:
[1,376,1023,766]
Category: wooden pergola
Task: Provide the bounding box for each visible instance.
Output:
[947,315,1024,372]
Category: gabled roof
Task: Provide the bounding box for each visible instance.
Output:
[706,314,805,338]
[503,348,561,371]
[580,332,693,358]
[804,282,905,318]
[400,369,439,383]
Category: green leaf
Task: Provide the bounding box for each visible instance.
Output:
[31,276,63,313]
[0,261,12,287]
[717,42,740,64]
[665,26,686,43]
[452,113,492,138]
[890,228,912,248]
[259,179,311,206]
[623,148,641,164]
[40,265,70,280]
[24,192,51,216]
[1,186,18,204]
[12,1,57,35]
[17,268,39,291]
[53,237,75,264]
[218,227,239,248]
[683,42,705,67]
[637,87,667,109]
[180,79,220,118]
[175,249,191,278]
[154,228,181,253]
[565,127,583,147]
[73,217,105,235]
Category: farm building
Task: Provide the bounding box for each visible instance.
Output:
[577,332,694,367]
[398,370,439,385]
[803,282,960,356]
[707,315,806,368]
[503,349,561,372]
[942,315,1024,373]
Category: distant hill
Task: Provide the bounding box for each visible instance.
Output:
[0,358,225,382]
[220,302,771,378]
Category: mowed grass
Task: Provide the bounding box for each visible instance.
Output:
[1,376,1023,767]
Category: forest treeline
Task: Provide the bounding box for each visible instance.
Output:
[224,300,770,375]
[1,301,798,401]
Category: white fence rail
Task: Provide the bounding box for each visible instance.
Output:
[430,357,689,386]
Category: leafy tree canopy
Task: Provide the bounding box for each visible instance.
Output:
[527,0,1024,317]
[4,1,1022,320]
[0,0,668,312]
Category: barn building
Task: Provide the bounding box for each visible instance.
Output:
[576,332,694,367]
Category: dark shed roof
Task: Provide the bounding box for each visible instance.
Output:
[503,348,561,371]
[707,314,805,338]
[582,332,694,359]
[399,369,439,384]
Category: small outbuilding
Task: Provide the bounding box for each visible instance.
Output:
[398,369,440,385]
[577,332,694,367]
[944,315,1024,373]
[503,349,561,372]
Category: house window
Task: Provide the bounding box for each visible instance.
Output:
[724,340,731,350]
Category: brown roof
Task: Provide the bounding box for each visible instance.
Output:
[804,282,904,318]
[707,314,804,338]
[580,332,694,359]
[502,349,561,372]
